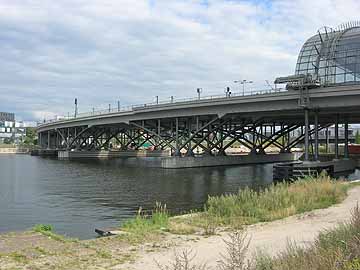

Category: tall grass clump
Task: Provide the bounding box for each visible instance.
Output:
[122,202,169,236]
[205,174,348,226]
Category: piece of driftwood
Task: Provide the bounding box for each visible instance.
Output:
[95,228,129,237]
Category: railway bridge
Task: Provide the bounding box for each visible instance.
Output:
[36,22,360,170]
[36,84,360,167]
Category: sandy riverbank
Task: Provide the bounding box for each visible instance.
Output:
[118,185,360,270]
[0,185,359,270]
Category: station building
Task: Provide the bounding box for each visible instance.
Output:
[295,21,360,86]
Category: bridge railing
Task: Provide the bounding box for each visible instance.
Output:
[37,87,287,126]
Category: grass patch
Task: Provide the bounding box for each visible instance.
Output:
[120,202,169,243]
[168,221,197,235]
[33,224,53,233]
[96,249,112,259]
[32,224,77,243]
[34,246,51,255]
[9,252,28,264]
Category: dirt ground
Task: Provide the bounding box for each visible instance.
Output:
[1,185,359,270]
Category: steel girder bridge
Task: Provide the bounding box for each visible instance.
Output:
[37,84,360,162]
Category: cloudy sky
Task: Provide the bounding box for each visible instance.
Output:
[1,0,360,121]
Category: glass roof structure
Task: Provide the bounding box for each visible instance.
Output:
[295,21,360,86]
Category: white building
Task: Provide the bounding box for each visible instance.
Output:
[0,112,36,144]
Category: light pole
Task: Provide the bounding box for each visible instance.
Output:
[74,98,78,118]
[196,88,202,100]
[234,80,253,96]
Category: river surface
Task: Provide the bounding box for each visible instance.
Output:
[0,154,358,239]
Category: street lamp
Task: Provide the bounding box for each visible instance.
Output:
[234,80,253,96]
[196,88,202,100]
[74,98,78,118]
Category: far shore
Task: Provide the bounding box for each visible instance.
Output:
[0,147,32,154]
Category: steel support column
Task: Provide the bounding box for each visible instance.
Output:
[304,109,309,161]
[344,117,349,159]
[175,118,181,156]
[186,118,194,156]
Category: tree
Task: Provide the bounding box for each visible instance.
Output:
[23,127,37,145]
[356,130,360,144]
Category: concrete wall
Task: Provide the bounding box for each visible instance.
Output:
[58,150,171,160]
[0,147,31,154]
[161,153,297,169]
[56,151,298,169]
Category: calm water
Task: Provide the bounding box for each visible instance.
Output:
[1,154,356,239]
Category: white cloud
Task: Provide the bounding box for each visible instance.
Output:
[0,0,360,120]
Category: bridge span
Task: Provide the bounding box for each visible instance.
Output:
[36,84,360,169]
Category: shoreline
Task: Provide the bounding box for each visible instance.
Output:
[0,180,359,269]
[119,183,360,270]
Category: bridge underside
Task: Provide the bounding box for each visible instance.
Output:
[37,108,355,161]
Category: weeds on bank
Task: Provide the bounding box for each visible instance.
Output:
[217,231,251,270]
[121,202,169,242]
[123,175,351,238]
[156,230,251,270]
[202,174,348,227]
[33,224,77,242]
[157,249,207,270]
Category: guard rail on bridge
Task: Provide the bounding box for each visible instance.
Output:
[38,88,286,126]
